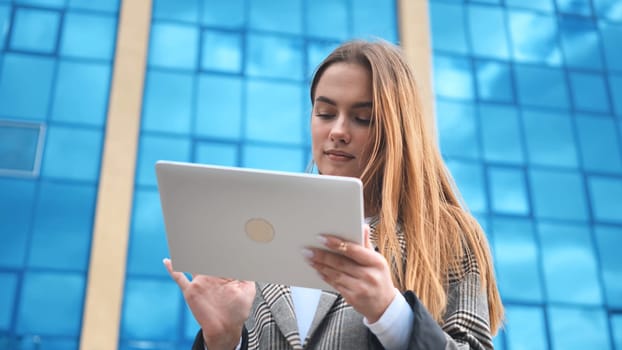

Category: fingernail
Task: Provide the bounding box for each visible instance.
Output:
[301,248,314,259]
[316,235,327,245]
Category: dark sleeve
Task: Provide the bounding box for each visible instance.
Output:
[403,290,451,349]
[191,327,248,350]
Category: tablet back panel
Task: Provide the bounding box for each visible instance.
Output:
[155,161,364,291]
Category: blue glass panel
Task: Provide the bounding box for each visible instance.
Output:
[0,178,35,268]
[148,23,198,70]
[245,80,303,144]
[504,306,548,350]
[445,160,487,213]
[538,222,602,305]
[0,5,9,48]
[136,135,191,187]
[556,0,593,15]
[515,65,569,109]
[0,272,17,330]
[121,278,181,340]
[18,337,79,349]
[430,2,468,54]
[201,0,244,28]
[16,272,85,335]
[51,60,111,127]
[600,22,622,72]
[549,307,611,349]
[610,75,622,116]
[508,11,562,65]
[142,70,193,134]
[529,169,589,221]
[612,314,622,350]
[60,12,117,60]
[306,0,347,40]
[569,72,610,113]
[201,30,242,73]
[474,60,514,102]
[479,104,524,164]
[595,225,622,307]
[10,8,60,54]
[153,0,199,23]
[246,34,303,80]
[242,145,304,172]
[522,109,578,167]
[594,0,622,21]
[28,181,95,271]
[576,115,622,173]
[184,305,199,340]
[492,332,504,350]
[195,142,237,166]
[195,74,242,140]
[351,0,397,42]
[492,217,543,302]
[68,0,119,12]
[559,17,603,70]
[433,55,474,100]
[506,0,554,12]
[467,5,509,59]
[249,0,302,35]
[41,125,103,182]
[488,167,529,215]
[0,54,55,121]
[127,189,168,276]
[0,122,41,172]
[14,0,64,8]
[436,100,479,159]
[588,176,622,223]
[307,41,340,79]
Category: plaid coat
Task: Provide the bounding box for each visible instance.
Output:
[193,221,494,350]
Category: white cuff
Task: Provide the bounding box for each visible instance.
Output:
[363,288,414,350]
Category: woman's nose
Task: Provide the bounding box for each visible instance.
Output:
[329,116,351,143]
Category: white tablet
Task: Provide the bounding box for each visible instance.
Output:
[155,160,364,291]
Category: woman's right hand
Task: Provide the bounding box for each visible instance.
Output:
[163,258,256,350]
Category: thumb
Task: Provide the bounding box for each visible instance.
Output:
[363,224,372,250]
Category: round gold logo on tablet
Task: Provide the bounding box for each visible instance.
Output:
[245,218,275,243]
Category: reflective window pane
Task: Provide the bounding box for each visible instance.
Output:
[538,222,602,305]
[479,104,524,164]
[307,41,340,79]
[522,109,578,168]
[594,0,622,22]
[68,0,120,13]
[0,178,36,268]
[594,225,622,307]
[201,30,242,73]
[201,0,244,28]
[433,55,474,100]
[0,122,41,172]
[430,2,468,54]
[569,72,610,113]
[249,0,302,35]
[136,135,191,187]
[609,74,622,116]
[575,115,622,174]
[515,65,569,109]
[0,272,18,330]
[506,0,554,12]
[467,5,509,59]
[142,70,194,135]
[245,80,303,145]
[508,11,562,65]
[305,0,348,40]
[0,5,9,48]
[242,145,304,172]
[41,125,103,182]
[195,142,237,167]
[599,21,622,72]
[548,307,611,349]
[474,60,513,103]
[14,0,64,8]
[488,166,529,215]
[351,0,397,42]
[153,0,198,23]
[492,217,543,302]
[148,23,198,70]
[529,169,589,221]
[556,0,593,16]
[60,12,117,60]
[559,17,603,70]
[436,100,479,159]
[612,314,622,350]
[246,34,303,81]
[10,8,60,54]
[0,54,55,121]
[446,160,487,213]
[195,74,243,140]
[588,175,622,223]
[504,306,548,350]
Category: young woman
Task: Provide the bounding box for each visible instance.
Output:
[165,40,503,350]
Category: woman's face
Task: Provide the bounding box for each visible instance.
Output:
[311,63,373,179]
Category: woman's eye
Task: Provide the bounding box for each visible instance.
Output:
[356,117,372,125]
[316,114,334,119]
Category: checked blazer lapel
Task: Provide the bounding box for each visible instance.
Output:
[304,290,339,343]
[258,283,303,349]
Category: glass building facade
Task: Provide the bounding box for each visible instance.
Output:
[0,0,620,349]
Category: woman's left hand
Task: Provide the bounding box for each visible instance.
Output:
[304,224,396,323]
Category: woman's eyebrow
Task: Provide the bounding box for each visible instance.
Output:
[315,96,372,109]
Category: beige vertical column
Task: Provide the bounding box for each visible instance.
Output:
[79,0,151,349]
[398,0,437,138]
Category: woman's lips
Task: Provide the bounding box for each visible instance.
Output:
[325,150,354,161]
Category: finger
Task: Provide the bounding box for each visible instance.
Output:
[307,249,359,279]
[315,262,359,294]
[163,258,191,290]
[316,235,379,267]
[363,224,372,250]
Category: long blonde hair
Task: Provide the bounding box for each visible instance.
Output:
[310,40,503,333]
